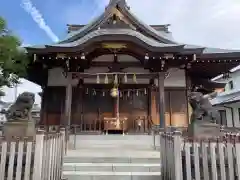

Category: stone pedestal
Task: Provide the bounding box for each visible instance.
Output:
[3,120,36,139]
[188,121,222,139]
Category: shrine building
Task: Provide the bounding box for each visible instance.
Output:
[25,0,240,133]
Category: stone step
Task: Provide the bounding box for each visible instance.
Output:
[64,157,160,164]
[62,171,161,180]
[69,135,160,144]
[63,163,160,172]
[68,135,160,150]
[64,135,161,180]
[69,135,158,141]
[65,149,160,158]
[68,143,156,149]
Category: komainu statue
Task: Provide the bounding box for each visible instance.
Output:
[187,90,222,138]
[2,92,36,138]
[6,92,35,121]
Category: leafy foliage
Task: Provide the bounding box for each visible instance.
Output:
[0,16,29,95]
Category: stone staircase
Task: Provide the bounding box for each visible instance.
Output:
[63,135,161,180]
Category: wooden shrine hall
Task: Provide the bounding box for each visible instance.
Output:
[25,0,240,133]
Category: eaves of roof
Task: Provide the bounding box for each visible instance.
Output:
[47,29,183,50]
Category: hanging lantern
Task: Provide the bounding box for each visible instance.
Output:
[133,74,137,83]
[124,74,128,83]
[119,91,123,98]
[144,88,147,95]
[104,74,109,84]
[110,87,119,97]
[136,90,139,96]
[81,53,85,60]
[86,88,88,94]
[33,54,37,62]
[66,60,69,70]
[102,91,105,96]
[114,74,118,84]
[127,90,130,97]
[144,53,149,60]
[93,89,96,96]
[97,74,100,84]
[193,54,196,61]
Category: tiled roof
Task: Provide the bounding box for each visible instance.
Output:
[48,29,183,49]
[26,0,240,56]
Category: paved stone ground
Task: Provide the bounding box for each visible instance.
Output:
[63,135,161,180]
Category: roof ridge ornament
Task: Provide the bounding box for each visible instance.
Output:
[109,0,126,6]
[107,0,129,10]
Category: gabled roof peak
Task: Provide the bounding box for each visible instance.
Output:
[106,0,130,11]
[109,0,126,6]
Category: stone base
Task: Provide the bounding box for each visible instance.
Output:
[187,121,222,139]
[3,120,36,139]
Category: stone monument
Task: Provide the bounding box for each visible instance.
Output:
[187,90,222,138]
[2,92,36,139]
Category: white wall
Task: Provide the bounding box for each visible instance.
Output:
[212,69,240,127]
[226,108,233,127]
[47,67,78,86]
[215,70,240,95]
[232,107,240,127]
[156,68,186,87]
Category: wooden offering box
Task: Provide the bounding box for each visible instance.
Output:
[103,117,128,132]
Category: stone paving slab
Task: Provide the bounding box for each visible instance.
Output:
[63,163,161,172]
[68,135,160,149]
[69,135,160,141]
[66,149,160,158]
[64,157,160,164]
[63,171,161,180]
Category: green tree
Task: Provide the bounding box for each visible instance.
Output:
[0,17,29,96]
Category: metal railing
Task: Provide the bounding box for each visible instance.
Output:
[41,115,152,134]
[0,128,66,180]
[35,123,156,150]
[160,129,240,180]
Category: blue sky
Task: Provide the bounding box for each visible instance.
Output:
[0,0,109,104]
[0,0,107,45]
[1,0,240,104]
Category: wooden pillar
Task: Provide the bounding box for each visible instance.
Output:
[185,70,192,124]
[78,79,84,127]
[158,72,165,128]
[64,73,73,127]
[147,86,152,125]
[148,79,154,127]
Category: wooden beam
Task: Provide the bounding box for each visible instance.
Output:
[72,73,158,80]
[82,83,149,89]
[90,61,142,67]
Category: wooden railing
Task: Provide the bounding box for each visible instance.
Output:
[0,128,65,180]
[160,130,240,180]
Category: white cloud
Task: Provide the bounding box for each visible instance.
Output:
[21,0,59,42]
[125,0,240,49]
